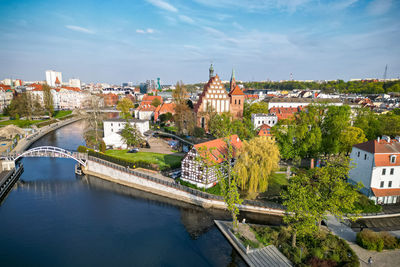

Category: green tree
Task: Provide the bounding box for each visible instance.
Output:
[173,81,194,135]
[310,157,362,228]
[151,97,161,108]
[116,97,134,119]
[119,121,144,148]
[243,101,269,120]
[216,138,243,230]
[354,108,382,140]
[159,112,173,122]
[339,126,367,154]
[43,84,54,117]
[281,173,319,247]
[321,105,351,155]
[208,112,232,138]
[234,136,280,193]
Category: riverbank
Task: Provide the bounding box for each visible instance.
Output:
[82,156,286,216]
[12,116,85,153]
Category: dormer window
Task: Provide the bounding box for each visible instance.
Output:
[390,155,396,163]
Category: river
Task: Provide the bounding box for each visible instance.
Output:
[0,120,281,266]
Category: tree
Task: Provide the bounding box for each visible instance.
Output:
[159,112,173,123]
[43,84,54,117]
[172,81,194,135]
[309,157,362,228]
[234,136,280,193]
[321,105,351,155]
[116,97,134,119]
[354,108,381,140]
[151,97,161,108]
[85,95,103,149]
[215,138,243,230]
[339,126,367,154]
[99,139,106,153]
[119,121,144,148]
[208,112,232,138]
[281,173,319,247]
[243,101,269,120]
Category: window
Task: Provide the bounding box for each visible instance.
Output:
[382,168,386,175]
[380,181,384,188]
[391,168,394,175]
[111,129,113,132]
[183,171,188,177]
[389,181,392,188]
[357,151,360,157]
[239,100,241,104]
[235,99,237,104]
[391,155,396,163]
[198,167,203,171]
[364,154,367,160]
[184,163,189,168]
[111,123,113,126]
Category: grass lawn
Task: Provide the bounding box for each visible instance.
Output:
[0,119,47,127]
[53,110,73,118]
[105,150,183,170]
[177,178,222,195]
[266,172,288,196]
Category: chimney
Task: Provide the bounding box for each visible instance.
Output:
[382,135,391,143]
[310,158,314,169]
[377,137,380,143]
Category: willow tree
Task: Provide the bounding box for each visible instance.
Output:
[234,136,280,193]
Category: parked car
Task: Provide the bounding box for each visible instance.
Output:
[128,148,139,153]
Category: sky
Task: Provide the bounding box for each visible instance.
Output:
[0,0,399,84]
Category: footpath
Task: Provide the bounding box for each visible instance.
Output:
[326,215,400,266]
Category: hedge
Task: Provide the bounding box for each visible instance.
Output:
[356,229,400,251]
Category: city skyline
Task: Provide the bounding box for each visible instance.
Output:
[1,0,399,84]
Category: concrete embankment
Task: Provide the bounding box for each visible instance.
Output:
[13,116,84,153]
[83,157,285,216]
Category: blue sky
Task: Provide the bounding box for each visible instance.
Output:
[0,0,399,84]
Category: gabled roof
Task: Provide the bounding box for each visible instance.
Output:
[142,94,162,103]
[354,139,400,154]
[229,85,245,96]
[193,135,242,164]
[155,103,175,114]
[258,124,272,136]
[371,188,400,197]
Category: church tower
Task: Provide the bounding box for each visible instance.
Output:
[209,64,214,79]
[229,69,245,119]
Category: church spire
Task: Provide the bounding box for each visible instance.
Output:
[209,63,214,79]
[230,68,237,92]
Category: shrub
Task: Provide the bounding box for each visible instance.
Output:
[356,229,384,251]
[311,248,324,259]
[193,127,205,138]
[99,140,106,153]
[77,145,89,153]
[380,231,399,249]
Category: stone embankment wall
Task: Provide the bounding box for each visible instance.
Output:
[83,157,285,216]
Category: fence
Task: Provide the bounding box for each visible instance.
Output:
[88,155,285,211]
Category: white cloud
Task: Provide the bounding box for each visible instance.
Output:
[136,28,155,34]
[65,25,94,34]
[179,15,194,24]
[367,0,392,15]
[146,0,178,12]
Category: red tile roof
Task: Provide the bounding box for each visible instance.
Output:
[371,188,400,197]
[229,85,245,96]
[142,94,162,103]
[258,124,272,136]
[354,139,400,154]
[269,107,302,121]
[193,135,242,164]
[55,77,61,84]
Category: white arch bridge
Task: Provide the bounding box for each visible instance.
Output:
[1,146,87,166]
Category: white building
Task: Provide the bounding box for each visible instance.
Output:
[45,70,62,87]
[251,113,278,129]
[103,118,149,149]
[349,136,400,204]
[69,78,81,89]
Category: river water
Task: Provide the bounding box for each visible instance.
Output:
[0,120,281,266]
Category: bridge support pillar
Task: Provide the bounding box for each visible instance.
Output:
[1,160,15,171]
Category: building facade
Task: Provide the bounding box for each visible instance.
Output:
[180,135,242,188]
[349,136,400,204]
[251,113,278,128]
[103,118,149,149]
[45,70,62,87]
[194,65,245,130]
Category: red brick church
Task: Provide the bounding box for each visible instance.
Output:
[194,65,245,130]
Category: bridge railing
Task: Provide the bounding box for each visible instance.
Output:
[88,156,285,210]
